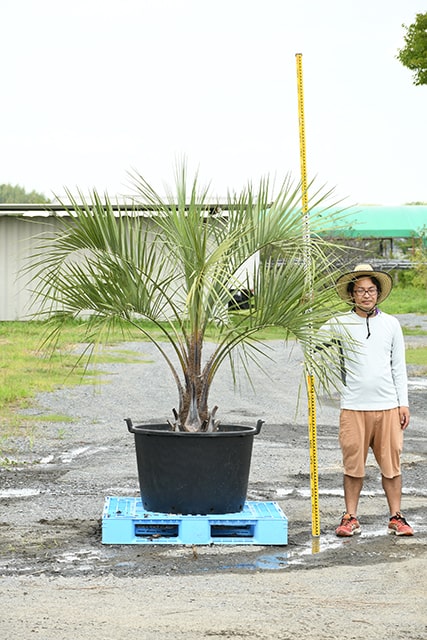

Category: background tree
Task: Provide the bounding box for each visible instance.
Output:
[397,12,427,85]
[408,227,427,291]
[0,183,50,203]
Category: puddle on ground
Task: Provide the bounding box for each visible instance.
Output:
[53,549,105,570]
[277,487,385,498]
[220,532,350,571]
[4,445,117,469]
[215,511,427,572]
[39,445,111,465]
[0,519,424,576]
[276,486,427,498]
[221,526,425,571]
[59,446,94,463]
[0,487,42,498]
[408,377,427,390]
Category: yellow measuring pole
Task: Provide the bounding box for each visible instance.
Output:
[295,53,321,539]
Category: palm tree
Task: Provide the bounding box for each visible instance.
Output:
[28,163,342,431]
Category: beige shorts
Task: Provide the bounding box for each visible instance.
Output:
[339,408,403,479]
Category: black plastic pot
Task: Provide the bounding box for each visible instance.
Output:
[125,419,263,515]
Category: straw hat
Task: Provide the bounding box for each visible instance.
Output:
[336,263,393,304]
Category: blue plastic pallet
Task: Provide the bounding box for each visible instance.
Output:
[102,496,288,545]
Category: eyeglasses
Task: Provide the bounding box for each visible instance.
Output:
[354,287,378,296]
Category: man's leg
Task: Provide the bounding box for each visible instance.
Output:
[339,410,369,516]
[372,409,404,516]
[382,474,402,515]
[343,474,364,515]
[336,410,368,536]
[335,474,363,536]
[383,474,414,535]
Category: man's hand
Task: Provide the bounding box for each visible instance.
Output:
[399,406,410,430]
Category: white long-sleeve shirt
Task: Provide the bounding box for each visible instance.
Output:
[323,309,408,410]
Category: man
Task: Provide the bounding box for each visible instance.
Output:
[323,263,413,537]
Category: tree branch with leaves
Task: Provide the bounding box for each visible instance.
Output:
[397,12,427,86]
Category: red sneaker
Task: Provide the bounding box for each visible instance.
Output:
[335,513,361,537]
[388,512,414,536]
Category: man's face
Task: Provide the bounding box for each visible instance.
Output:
[352,276,379,311]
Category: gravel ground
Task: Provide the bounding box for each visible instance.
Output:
[0,314,426,639]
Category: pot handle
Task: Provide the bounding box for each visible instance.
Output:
[255,419,264,434]
[125,417,136,433]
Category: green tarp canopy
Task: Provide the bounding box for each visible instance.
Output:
[328,205,427,238]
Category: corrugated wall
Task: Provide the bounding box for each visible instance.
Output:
[0,213,164,321]
[0,216,57,321]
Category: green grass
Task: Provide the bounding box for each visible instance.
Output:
[405,346,427,368]
[402,327,427,336]
[0,325,84,408]
[0,321,149,439]
[381,285,427,314]
[0,324,146,405]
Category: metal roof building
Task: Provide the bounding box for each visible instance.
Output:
[0,204,426,320]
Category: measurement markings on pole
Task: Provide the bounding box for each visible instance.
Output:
[296,52,321,540]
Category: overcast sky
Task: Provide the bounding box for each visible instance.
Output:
[1,0,426,205]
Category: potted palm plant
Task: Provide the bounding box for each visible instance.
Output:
[28,162,341,515]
